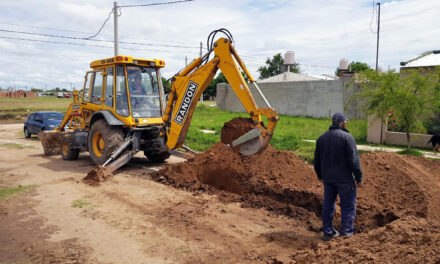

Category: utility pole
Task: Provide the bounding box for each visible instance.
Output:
[199,41,203,57]
[375,2,383,143]
[114,1,119,56]
[185,56,188,66]
[375,2,381,72]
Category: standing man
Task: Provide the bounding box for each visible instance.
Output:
[428,133,440,152]
[314,113,363,241]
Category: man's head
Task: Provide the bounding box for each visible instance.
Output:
[332,112,348,128]
[134,72,142,83]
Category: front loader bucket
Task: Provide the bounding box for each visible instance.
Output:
[39,131,62,155]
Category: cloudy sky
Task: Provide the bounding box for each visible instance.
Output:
[0,0,439,90]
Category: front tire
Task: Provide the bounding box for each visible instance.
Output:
[145,151,170,163]
[24,128,31,138]
[61,135,80,160]
[88,119,124,165]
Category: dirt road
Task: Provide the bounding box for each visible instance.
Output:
[1,123,439,263]
[0,124,316,263]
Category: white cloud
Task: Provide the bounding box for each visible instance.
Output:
[0,0,439,89]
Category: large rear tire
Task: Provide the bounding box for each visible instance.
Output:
[61,135,80,160]
[88,119,124,165]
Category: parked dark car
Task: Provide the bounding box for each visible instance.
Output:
[24,111,63,138]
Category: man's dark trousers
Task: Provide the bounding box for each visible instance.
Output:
[322,182,357,236]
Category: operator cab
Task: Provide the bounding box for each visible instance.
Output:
[85,55,166,126]
[126,66,161,118]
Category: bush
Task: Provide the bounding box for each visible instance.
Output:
[424,111,440,134]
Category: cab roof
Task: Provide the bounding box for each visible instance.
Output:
[90,55,165,69]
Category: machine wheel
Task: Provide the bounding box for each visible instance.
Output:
[24,127,31,138]
[145,151,170,163]
[61,135,80,160]
[88,119,124,165]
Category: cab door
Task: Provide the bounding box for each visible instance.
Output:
[82,70,105,125]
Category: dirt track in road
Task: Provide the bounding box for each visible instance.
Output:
[1,123,440,263]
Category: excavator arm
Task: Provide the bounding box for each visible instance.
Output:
[163,35,279,155]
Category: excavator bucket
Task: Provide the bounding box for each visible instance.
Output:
[220,117,273,156]
[230,128,268,156]
[39,131,62,155]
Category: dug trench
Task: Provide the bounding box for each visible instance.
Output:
[152,118,437,236]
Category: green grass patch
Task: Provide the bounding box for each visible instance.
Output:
[0,142,35,149]
[294,141,317,163]
[0,185,34,200]
[186,105,368,160]
[0,97,71,120]
[71,199,91,208]
[397,149,424,157]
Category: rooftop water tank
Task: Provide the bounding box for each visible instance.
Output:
[339,59,349,70]
[284,51,295,65]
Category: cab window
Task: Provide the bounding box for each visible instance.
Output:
[105,67,114,107]
[115,65,129,116]
[83,72,93,102]
[126,66,161,118]
[91,71,104,104]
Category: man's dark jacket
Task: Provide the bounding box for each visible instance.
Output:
[314,125,362,183]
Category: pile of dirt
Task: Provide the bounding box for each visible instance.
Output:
[220,117,256,145]
[290,216,440,263]
[153,142,323,226]
[355,152,431,231]
[154,132,439,233]
[153,146,440,262]
[83,166,113,186]
[152,117,440,261]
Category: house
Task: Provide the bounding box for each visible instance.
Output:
[400,50,440,74]
[258,72,322,83]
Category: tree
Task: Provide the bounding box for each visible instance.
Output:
[205,72,227,98]
[392,69,440,148]
[161,77,171,94]
[349,61,371,73]
[355,68,440,149]
[258,53,300,79]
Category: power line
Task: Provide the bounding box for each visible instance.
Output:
[119,0,194,8]
[88,0,194,40]
[0,35,200,54]
[0,22,198,45]
[0,22,98,35]
[0,29,199,49]
[86,9,114,39]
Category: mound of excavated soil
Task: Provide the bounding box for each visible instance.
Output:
[153,143,323,224]
[220,117,256,145]
[356,152,430,231]
[153,117,440,262]
[153,145,440,230]
[153,146,440,262]
[290,216,440,263]
[83,166,113,186]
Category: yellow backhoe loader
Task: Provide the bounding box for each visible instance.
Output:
[41,29,279,173]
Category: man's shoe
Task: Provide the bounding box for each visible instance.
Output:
[341,232,353,238]
[322,230,340,241]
